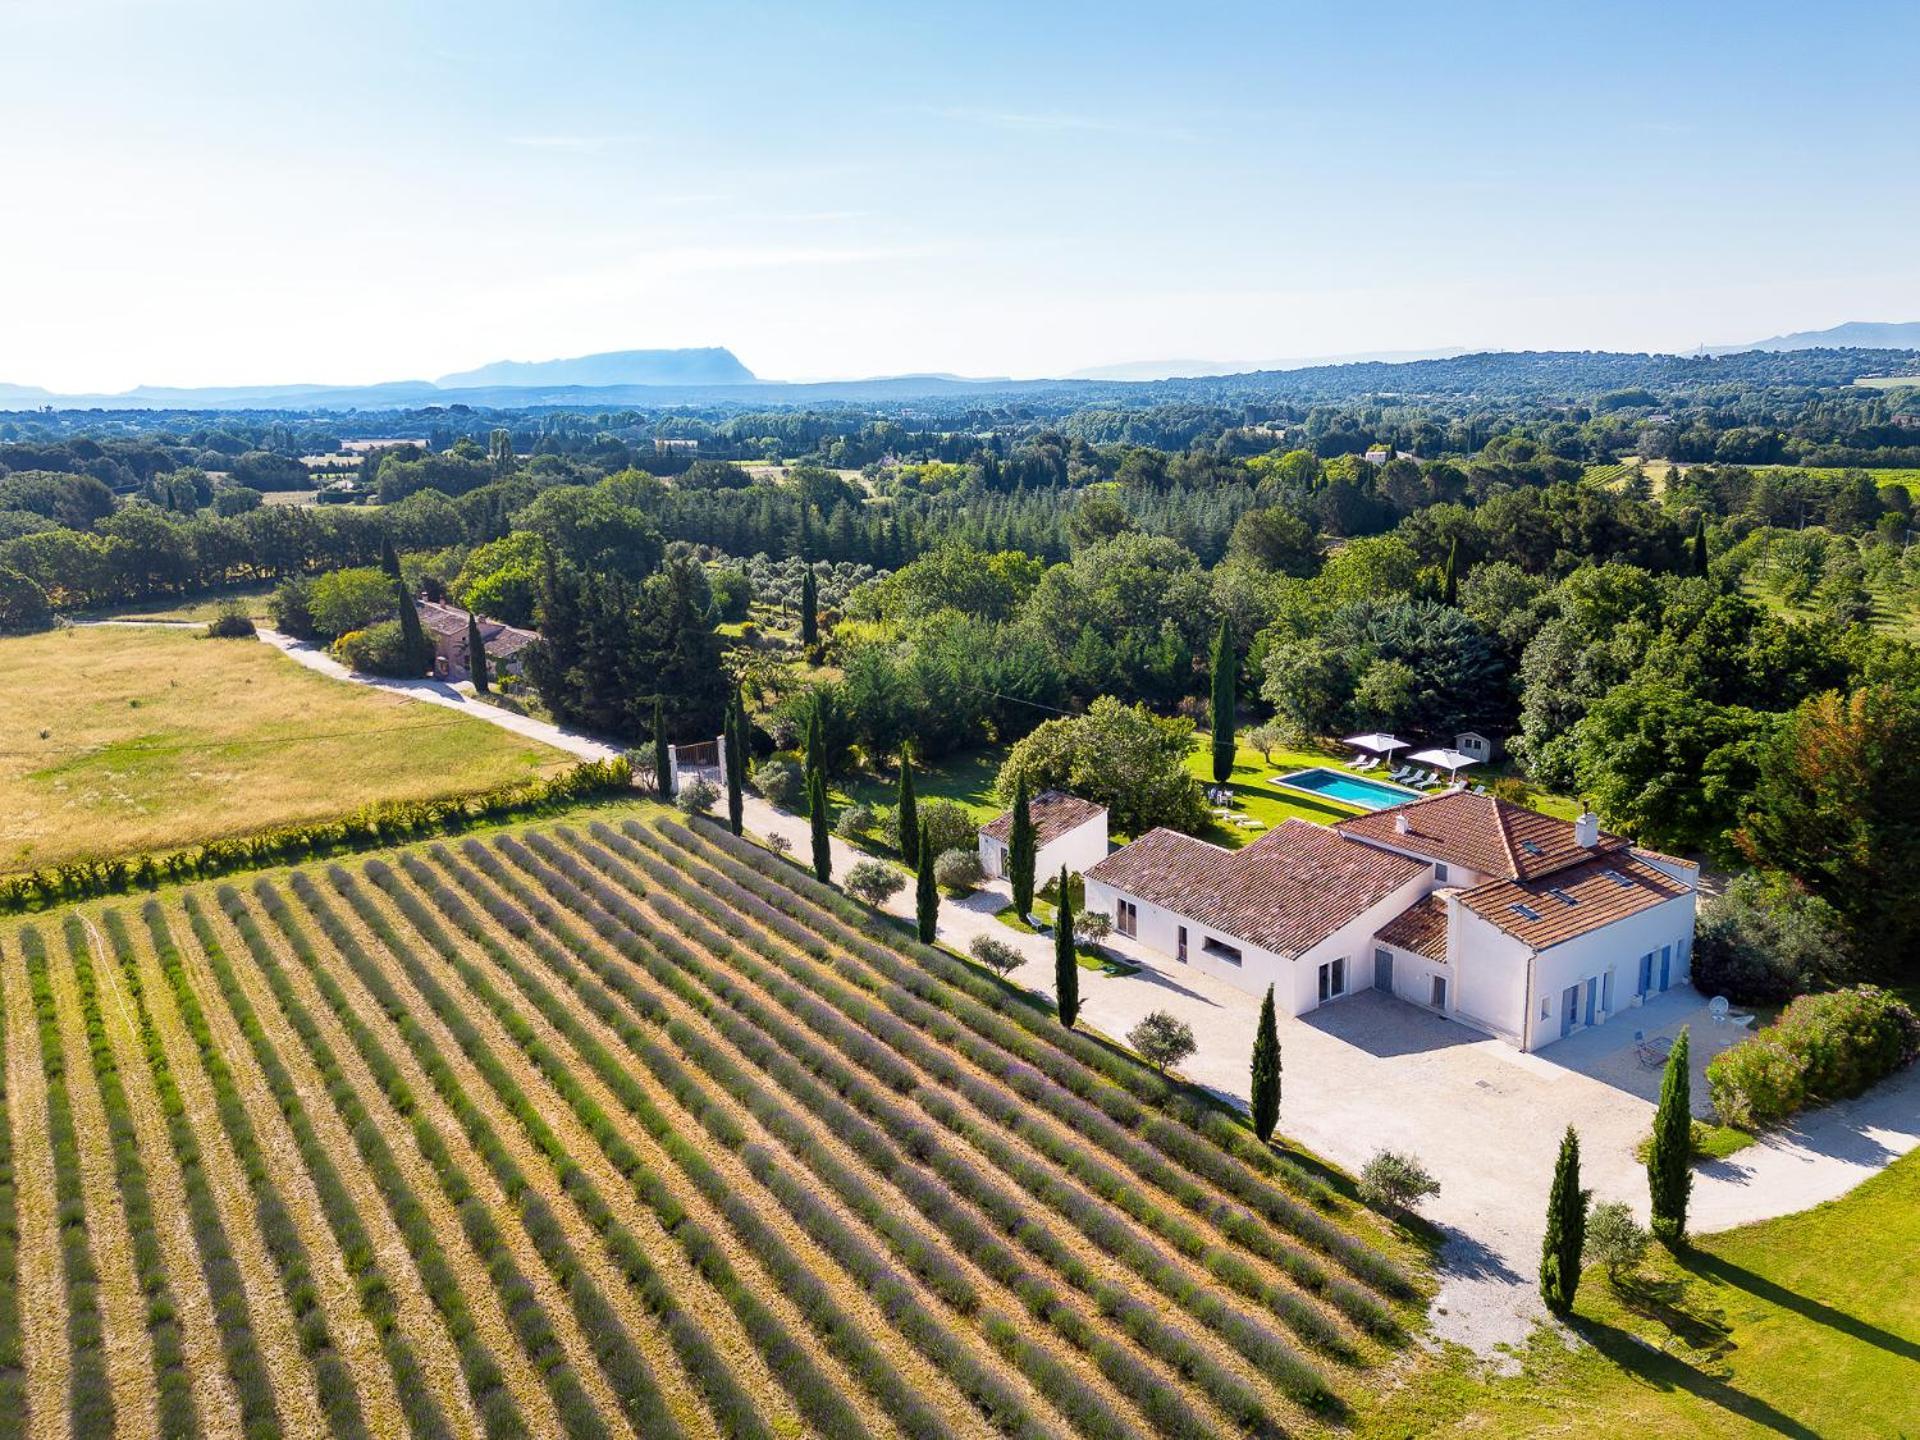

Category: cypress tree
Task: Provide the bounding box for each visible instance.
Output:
[1539,1125,1589,1314]
[1442,537,1460,607]
[809,768,832,882]
[1648,1027,1693,1245]
[803,699,824,814]
[1250,984,1281,1144]
[1691,516,1709,576]
[653,698,671,799]
[1053,866,1079,1028]
[379,536,403,579]
[897,750,920,871]
[725,687,745,836]
[1210,617,1236,786]
[915,823,939,942]
[800,564,819,647]
[394,581,432,676]
[466,611,489,693]
[1007,775,1036,919]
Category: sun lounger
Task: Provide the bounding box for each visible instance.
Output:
[1388,766,1412,783]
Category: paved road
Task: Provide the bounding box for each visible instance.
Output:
[253,630,1920,1354]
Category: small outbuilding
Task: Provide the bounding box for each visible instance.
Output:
[1454,731,1503,763]
[978,790,1108,885]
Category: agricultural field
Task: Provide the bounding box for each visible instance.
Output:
[0,626,567,873]
[0,808,1427,1440]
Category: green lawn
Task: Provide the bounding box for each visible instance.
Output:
[1366,1151,1920,1438]
[830,744,1008,823]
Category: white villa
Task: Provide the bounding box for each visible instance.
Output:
[1083,789,1699,1051]
[978,790,1108,885]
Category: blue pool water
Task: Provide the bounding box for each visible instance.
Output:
[1272,767,1422,812]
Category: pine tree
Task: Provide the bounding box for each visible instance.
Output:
[809,768,832,882]
[1539,1125,1589,1314]
[653,698,672,799]
[1647,1027,1693,1245]
[915,824,939,942]
[1210,617,1236,786]
[1053,866,1079,1028]
[466,611,489,693]
[725,687,746,836]
[1008,775,1036,919]
[897,750,920,871]
[1442,537,1460,607]
[1691,516,1709,576]
[1250,984,1281,1143]
[800,564,819,647]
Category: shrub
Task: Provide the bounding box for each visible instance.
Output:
[1075,910,1113,945]
[1583,1201,1648,1279]
[968,934,1024,976]
[205,601,256,638]
[675,778,718,816]
[844,860,906,907]
[1707,985,1919,1127]
[754,758,802,809]
[834,802,875,839]
[1691,872,1849,1006]
[1127,1011,1197,1074]
[932,847,983,894]
[1357,1150,1440,1214]
[881,796,976,859]
[330,619,414,676]
[766,833,792,857]
[267,575,317,637]
[0,567,52,634]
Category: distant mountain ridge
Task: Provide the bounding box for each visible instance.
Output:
[1704,320,1920,356]
[436,347,755,389]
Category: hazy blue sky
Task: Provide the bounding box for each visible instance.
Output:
[3,0,1917,390]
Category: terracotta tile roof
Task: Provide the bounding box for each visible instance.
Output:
[1334,790,1627,881]
[416,599,539,654]
[1459,853,1692,949]
[1375,894,1449,960]
[1086,819,1426,959]
[980,790,1105,846]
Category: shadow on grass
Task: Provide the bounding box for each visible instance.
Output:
[1568,1311,1819,1439]
[1684,1251,1920,1364]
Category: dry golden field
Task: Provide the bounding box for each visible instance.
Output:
[0,626,567,872]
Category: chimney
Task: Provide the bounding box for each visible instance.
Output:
[1394,810,1411,836]
[1574,810,1599,848]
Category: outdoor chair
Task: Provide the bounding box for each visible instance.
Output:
[1346,754,1373,770]
[1388,766,1412,783]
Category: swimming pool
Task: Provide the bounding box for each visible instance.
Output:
[1271,767,1423,812]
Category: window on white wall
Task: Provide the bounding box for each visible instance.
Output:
[1434,862,1449,883]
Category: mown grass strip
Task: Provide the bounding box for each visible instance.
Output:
[447,838,1150,1440]
[282,871,767,1440]
[509,833,1281,1437]
[18,928,115,1438]
[417,847,1073,1440]
[248,878,680,1440]
[211,887,539,1440]
[341,860,895,1440]
[178,894,455,1440]
[658,819,1412,1311]
[96,910,283,1440]
[60,915,200,1438]
[139,899,372,1440]
[581,826,1356,1374]
[0,943,31,1440]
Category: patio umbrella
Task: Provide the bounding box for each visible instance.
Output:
[1342,732,1408,759]
[1407,746,1479,780]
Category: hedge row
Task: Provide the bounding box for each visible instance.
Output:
[210,888,535,1440]
[96,910,283,1439]
[662,819,1411,1308]
[341,861,897,1440]
[177,895,454,1440]
[424,844,1087,1440]
[59,915,199,1437]
[519,831,1303,1432]
[590,825,1356,1368]
[0,931,25,1440]
[285,869,772,1440]
[17,927,115,1438]
[0,759,632,915]
[260,874,689,1440]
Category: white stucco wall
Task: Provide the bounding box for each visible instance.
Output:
[1521,891,1698,1050]
[1037,815,1109,881]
